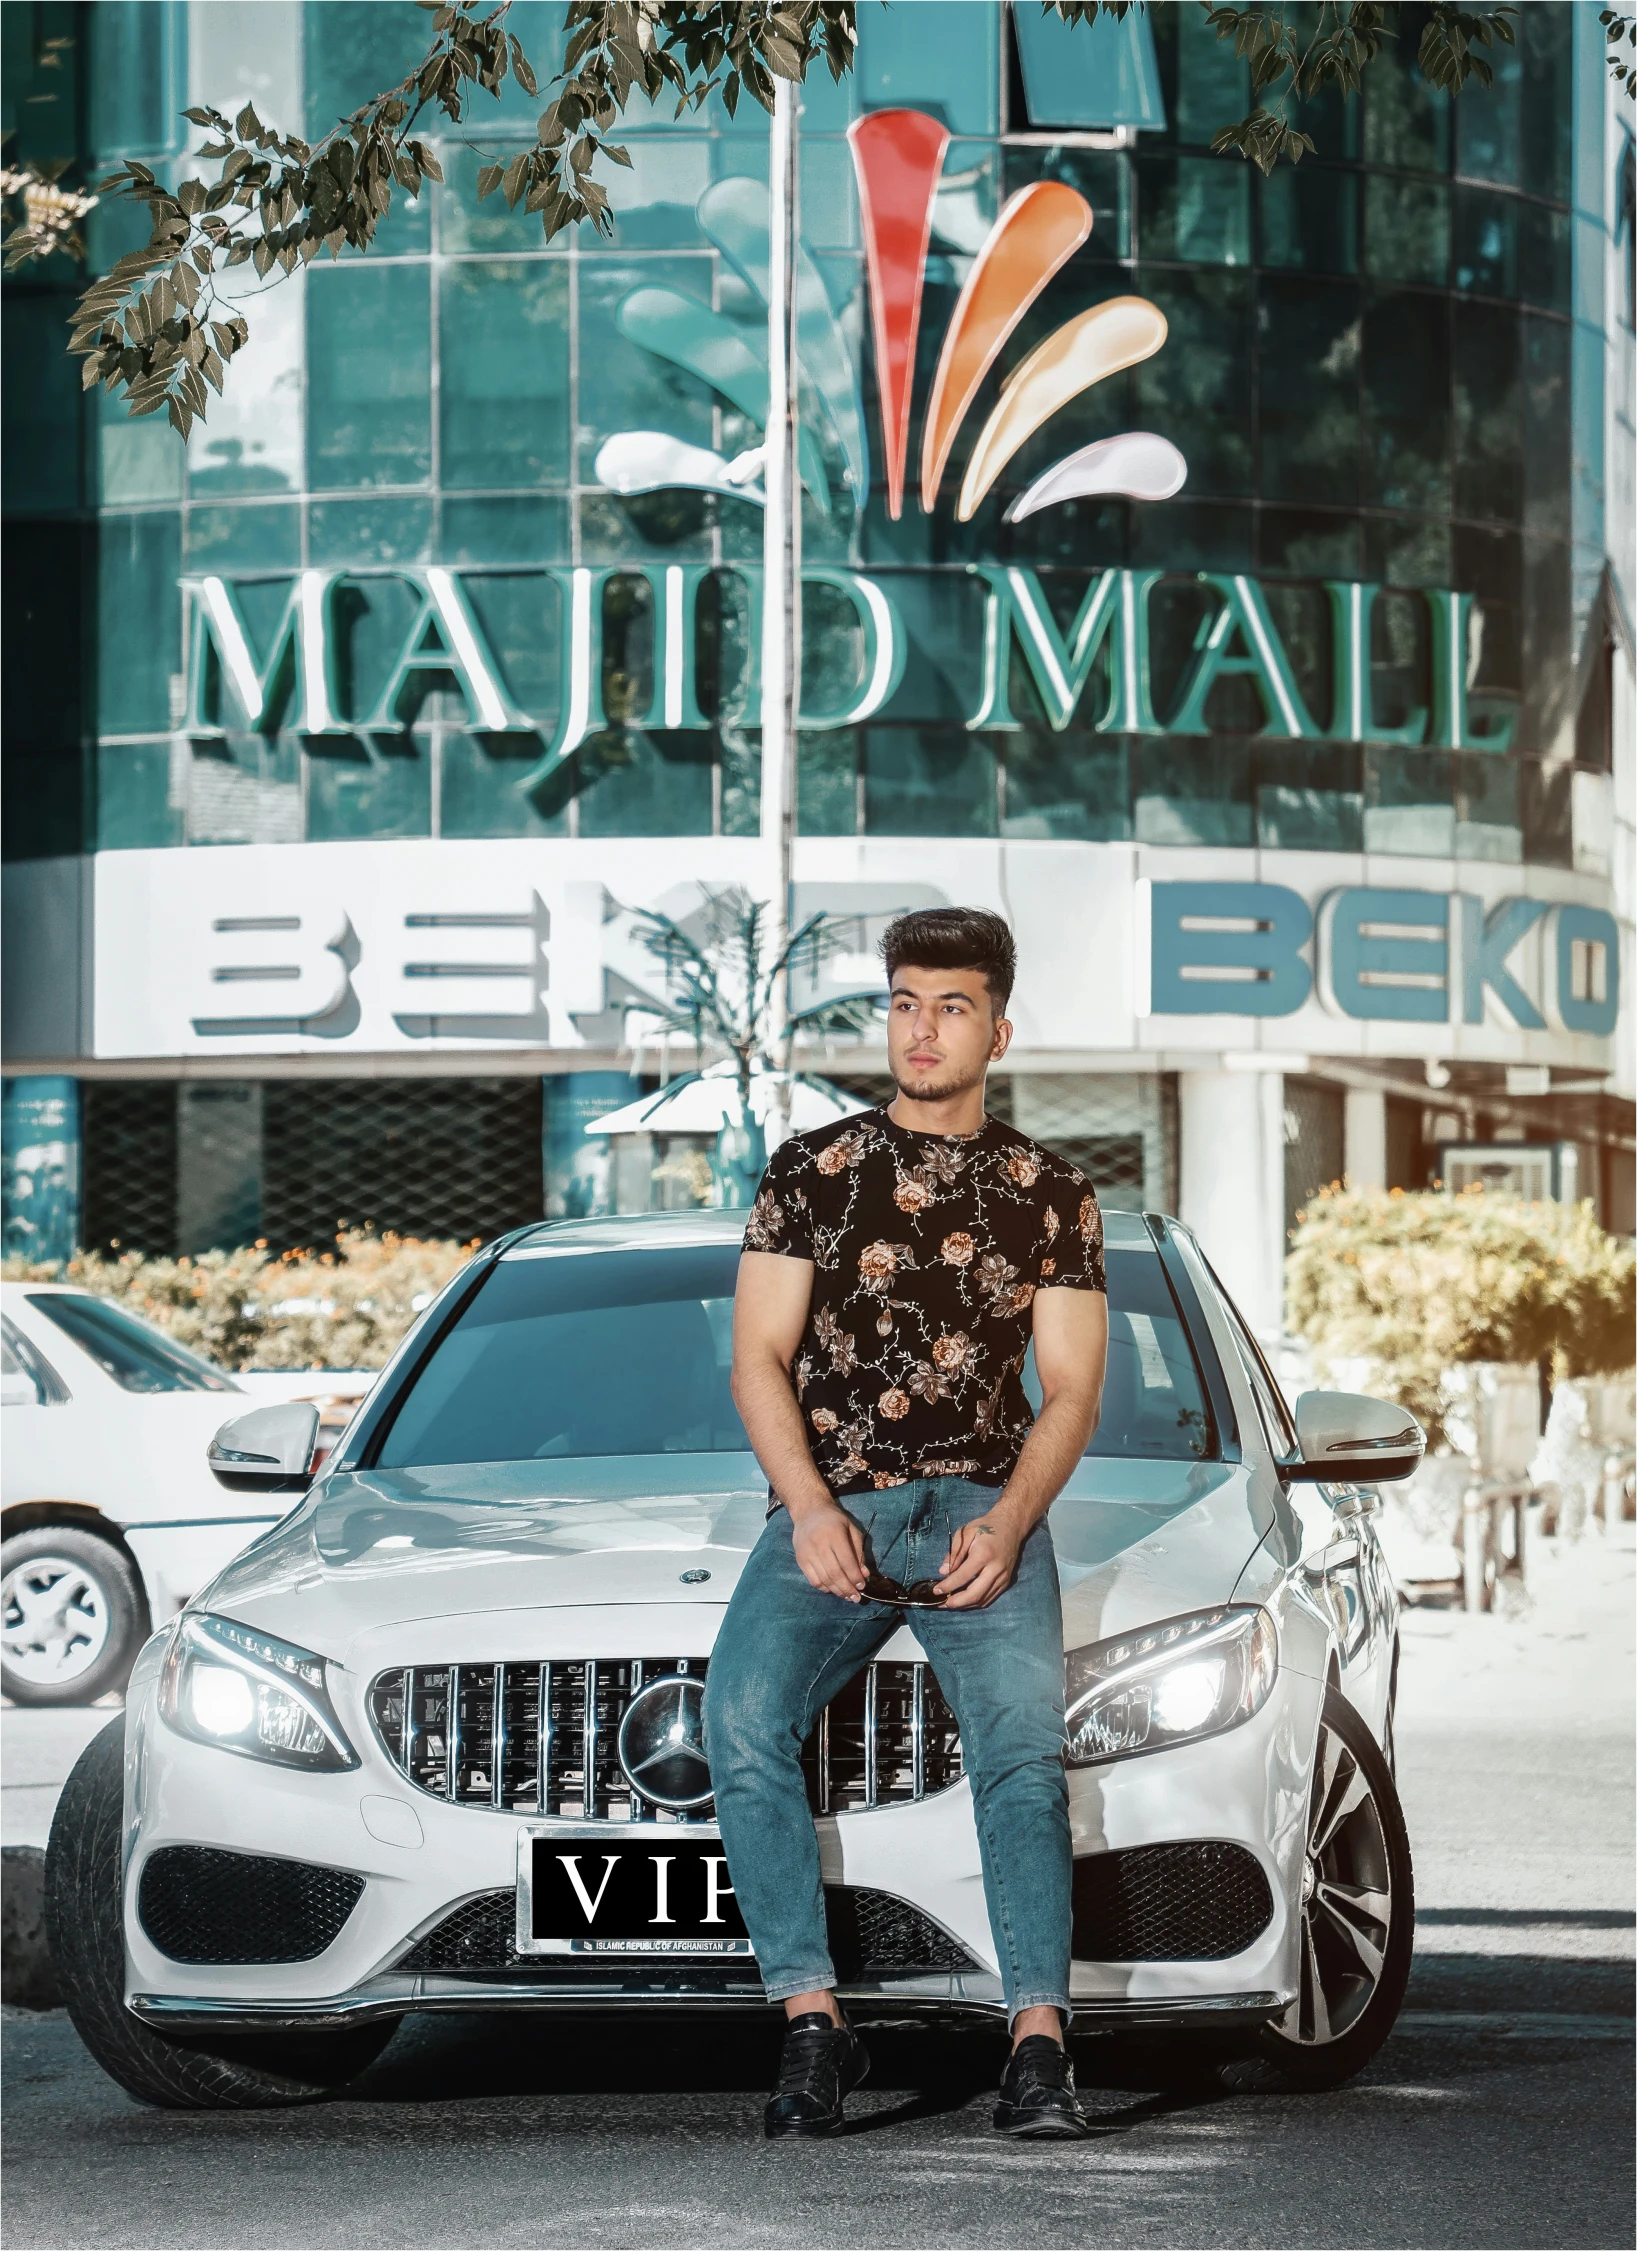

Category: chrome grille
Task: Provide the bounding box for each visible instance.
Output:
[367,1658,963,1821]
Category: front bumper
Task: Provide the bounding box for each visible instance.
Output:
[122,1623,1321,2032]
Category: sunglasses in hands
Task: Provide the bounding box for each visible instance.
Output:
[859,1569,949,1609]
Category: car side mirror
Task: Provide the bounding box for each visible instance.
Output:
[1288,1391,1425,1484]
[208,1402,320,1494]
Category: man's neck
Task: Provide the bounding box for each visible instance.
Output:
[885,1083,988,1138]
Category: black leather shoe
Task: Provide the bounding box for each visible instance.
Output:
[993,2034,1092,2138]
[764,2012,870,2139]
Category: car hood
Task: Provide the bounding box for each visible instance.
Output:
[200,1452,1277,1662]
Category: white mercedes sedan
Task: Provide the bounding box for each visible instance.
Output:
[45,1209,1421,2107]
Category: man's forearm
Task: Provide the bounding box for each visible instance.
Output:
[990,1386,1100,1538]
[733,1351,836,1518]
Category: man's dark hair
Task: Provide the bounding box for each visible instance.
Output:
[879,907,1016,1016]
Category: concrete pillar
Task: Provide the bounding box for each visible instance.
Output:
[1178,1069,1286,1346]
[1344,1087,1388,1191]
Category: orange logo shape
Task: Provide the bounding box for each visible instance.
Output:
[847,109,1178,524]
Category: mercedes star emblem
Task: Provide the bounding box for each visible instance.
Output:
[617,1673,714,1810]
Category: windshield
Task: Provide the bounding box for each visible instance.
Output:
[28,1293,237,1395]
[375,1239,1214,1471]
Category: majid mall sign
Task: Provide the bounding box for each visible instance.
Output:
[182,107,1521,767]
[135,110,1619,1063]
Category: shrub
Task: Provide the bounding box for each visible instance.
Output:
[1,1229,477,1371]
[1285,1186,1635,1441]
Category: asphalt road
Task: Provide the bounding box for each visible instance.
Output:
[5,1529,1633,2251]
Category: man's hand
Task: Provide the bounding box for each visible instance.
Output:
[936,1512,1023,1609]
[790,1500,870,1602]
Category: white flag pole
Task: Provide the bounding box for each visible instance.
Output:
[760,73,801,1150]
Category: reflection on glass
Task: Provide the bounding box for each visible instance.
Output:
[1454,751,1521,863]
[187,735,302,848]
[1260,166,1358,275]
[1454,299,1521,523]
[1256,745,1362,851]
[1002,736,1131,842]
[309,497,433,566]
[440,261,570,488]
[1258,278,1361,508]
[442,498,570,566]
[576,729,715,837]
[306,734,432,842]
[1363,288,1450,511]
[1131,269,1253,497]
[440,735,570,840]
[184,504,301,572]
[307,264,431,490]
[1138,157,1249,266]
[1003,147,1129,261]
[1131,740,1253,847]
[798,733,859,836]
[864,727,999,837]
[89,0,175,159]
[858,0,998,136]
[98,512,179,736]
[1363,176,1448,286]
[97,742,182,852]
[1364,746,1453,856]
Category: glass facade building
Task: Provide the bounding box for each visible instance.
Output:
[3,1,1632,1333]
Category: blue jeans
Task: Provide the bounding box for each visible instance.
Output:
[702,1476,1071,2024]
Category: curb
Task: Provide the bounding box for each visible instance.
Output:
[2,1845,62,2010]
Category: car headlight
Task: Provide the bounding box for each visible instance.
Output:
[1065,1606,1277,1766]
[159,1613,358,1772]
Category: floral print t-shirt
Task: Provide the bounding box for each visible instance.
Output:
[741,1107,1105,1498]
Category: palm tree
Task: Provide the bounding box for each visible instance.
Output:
[619,890,881,1204]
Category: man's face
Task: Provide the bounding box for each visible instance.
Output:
[885,962,1012,1105]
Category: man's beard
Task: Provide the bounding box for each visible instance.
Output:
[891,1053,989,1105]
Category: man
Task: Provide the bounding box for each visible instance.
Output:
[703,906,1109,2141]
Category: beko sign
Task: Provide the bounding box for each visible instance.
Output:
[1139,881,1619,1036]
[87,841,1621,1064]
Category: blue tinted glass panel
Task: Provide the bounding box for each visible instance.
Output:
[576,728,714,836]
[797,733,857,836]
[864,727,998,837]
[1002,736,1131,842]
[307,263,431,489]
[99,512,180,735]
[1139,157,1249,265]
[440,737,570,838]
[1258,279,1361,508]
[1364,748,1454,855]
[576,258,717,482]
[1364,176,1448,286]
[97,741,183,849]
[1015,6,1164,129]
[442,498,570,564]
[309,496,432,565]
[3,296,85,514]
[1132,742,1253,848]
[440,261,570,488]
[1131,270,1253,498]
[90,0,177,157]
[1363,287,1450,512]
[1260,167,1358,275]
[859,0,997,136]
[184,503,301,571]
[306,734,431,839]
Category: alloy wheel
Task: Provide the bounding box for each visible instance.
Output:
[1281,1707,1394,2047]
[1,1556,113,1687]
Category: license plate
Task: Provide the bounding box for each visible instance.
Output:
[515,1830,753,1956]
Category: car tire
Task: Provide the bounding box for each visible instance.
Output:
[1,1525,149,1708]
[45,1719,400,2110]
[1230,1686,1414,2094]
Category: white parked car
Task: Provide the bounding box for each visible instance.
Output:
[45,1210,1421,2108]
[2,1282,368,1706]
